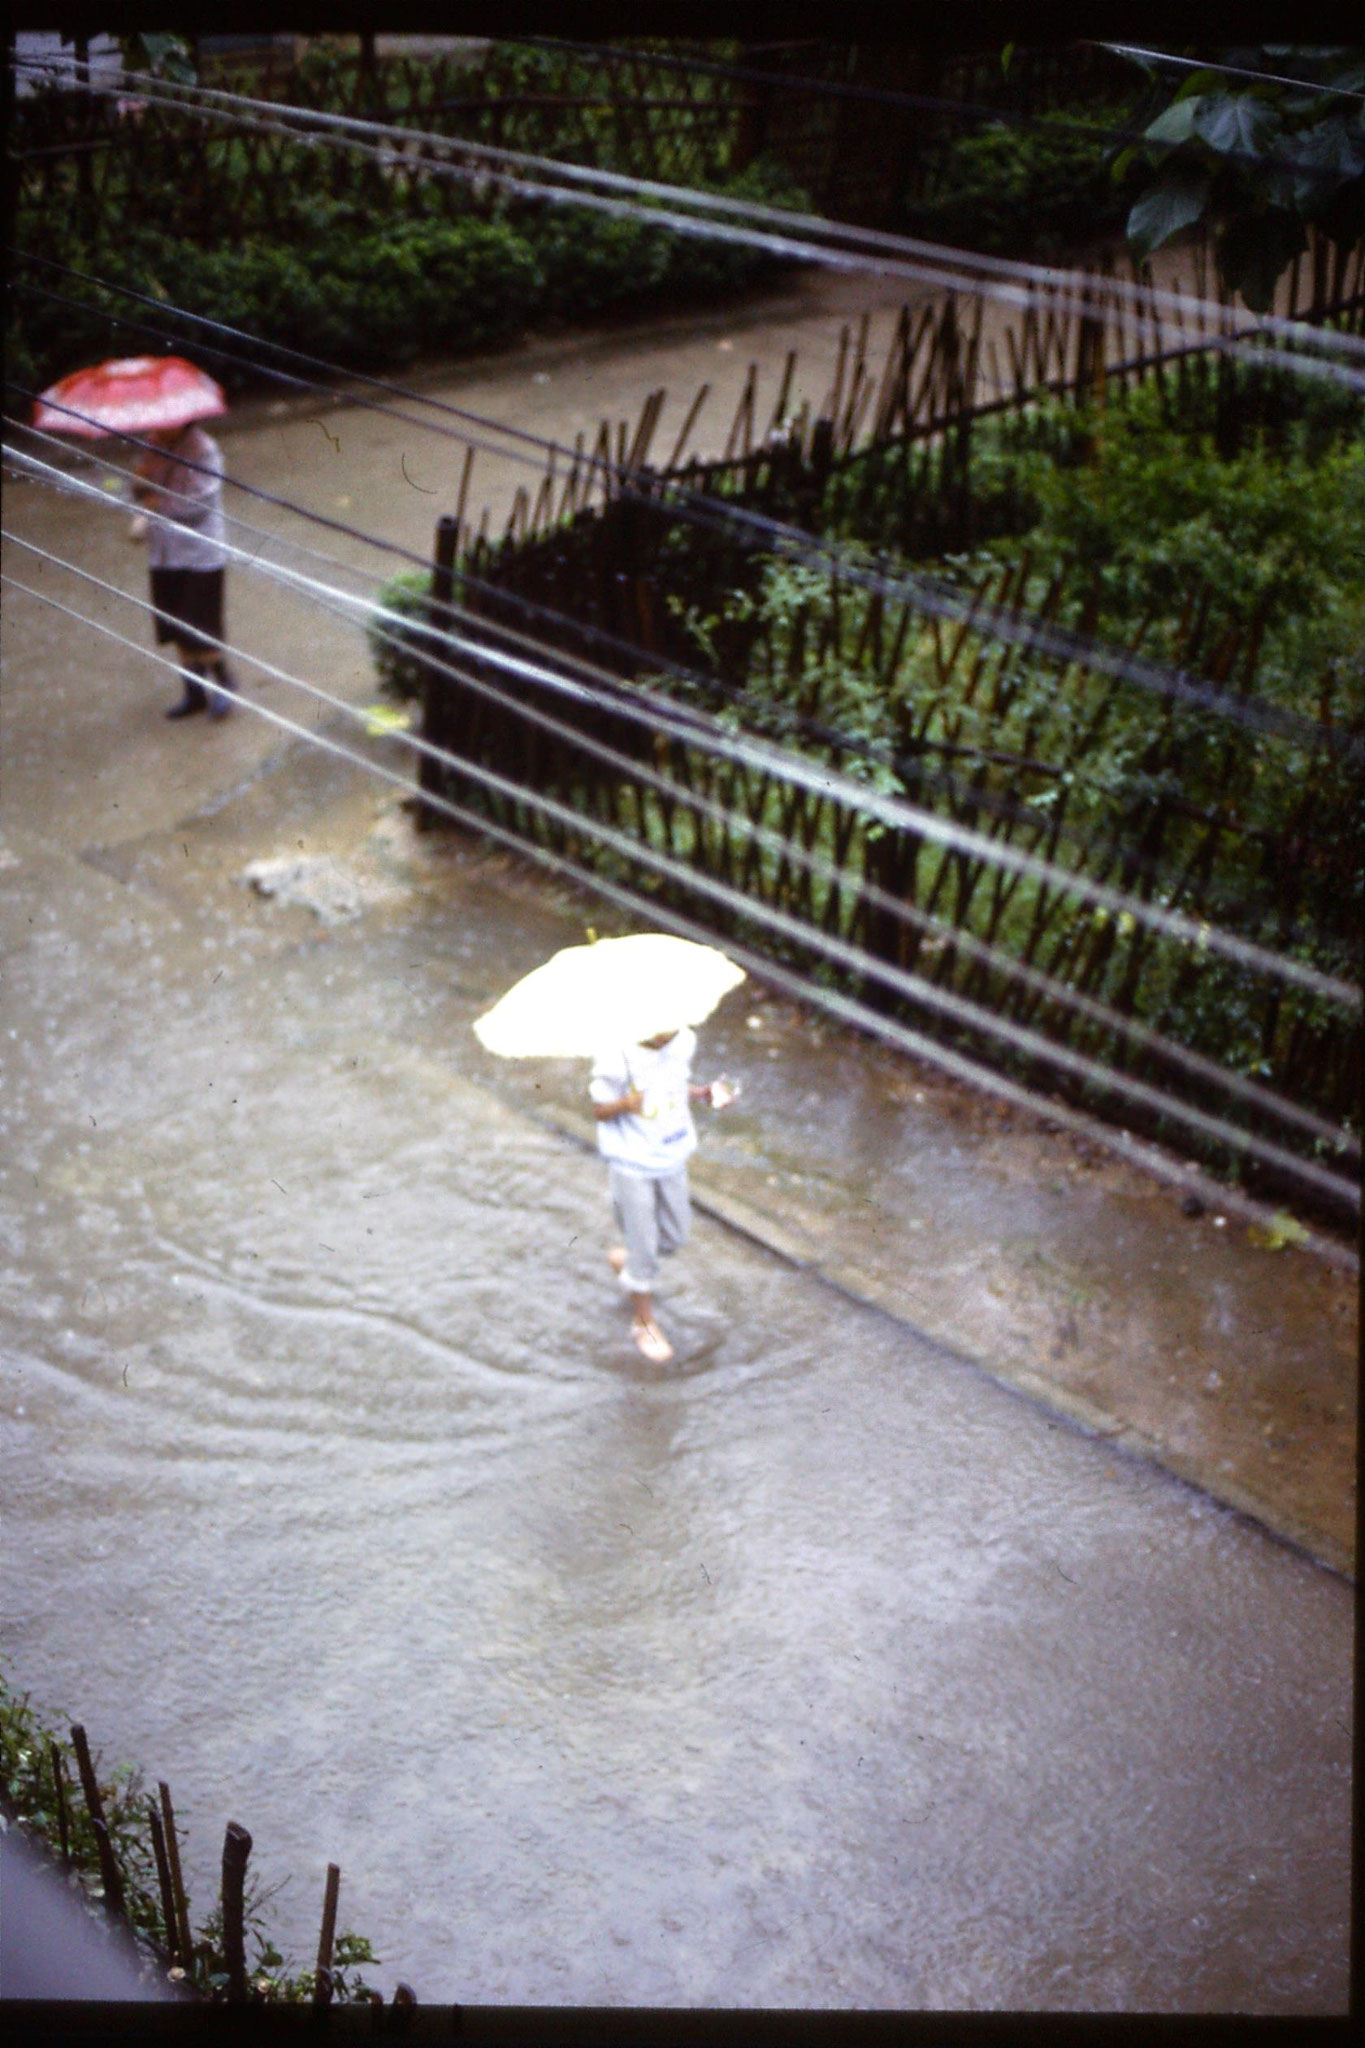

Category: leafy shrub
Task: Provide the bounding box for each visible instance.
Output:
[10,102,808,393]
[900,105,1139,255]
[366,569,433,702]
[975,376,1365,720]
[532,207,675,318]
[652,373,1363,989]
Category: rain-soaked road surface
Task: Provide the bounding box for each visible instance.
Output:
[1,750,1352,2012]
[1,269,1354,2011]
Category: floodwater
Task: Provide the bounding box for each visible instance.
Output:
[0,266,1354,2011]
[0,757,1352,2013]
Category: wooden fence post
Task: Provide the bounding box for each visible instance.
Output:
[49,1740,71,1867]
[72,36,95,228]
[314,1861,341,2008]
[732,44,774,170]
[69,1723,126,1920]
[417,513,461,830]
[158,1782,194,1970]
[220,1821,252,2002]
[147,1798,180,1965]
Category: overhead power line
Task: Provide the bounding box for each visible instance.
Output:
[514,34,1365,173]
[8,435,1360,1018]
[15,488,1352,1170]
[10,340,1355,768]
[11,49,1365,376]
[11,377,1320,927]
[1098,44,1365,101]
[114,516,1365,1157]
[17,254,1361,786]
[4,540,1357,1222]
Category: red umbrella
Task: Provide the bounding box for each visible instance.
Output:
[31,355,227,440]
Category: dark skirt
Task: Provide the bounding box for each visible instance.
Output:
[149,567,225,657]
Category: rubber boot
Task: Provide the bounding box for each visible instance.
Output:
[165,672,208,719]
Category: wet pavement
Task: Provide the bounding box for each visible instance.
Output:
[1,268,1356,2011]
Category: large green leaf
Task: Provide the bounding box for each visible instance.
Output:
[1127,170,1211,260]
[127,32,196,84]
[1170,69,1224,105]
[1191,91,1279,160]
[1282,113,1365,188]
[1144,97,1201,147]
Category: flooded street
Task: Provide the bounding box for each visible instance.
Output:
[1,269,1354,2011]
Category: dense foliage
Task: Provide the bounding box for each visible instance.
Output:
[898,101,1141,256]
[7,34,808,403]
[836,360,1365,712]
[1115,46,1365,311]
[368,351,1362,1138]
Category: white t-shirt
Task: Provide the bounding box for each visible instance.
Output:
[589,1028,698,1178]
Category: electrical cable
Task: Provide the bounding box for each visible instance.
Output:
[9,207,1359,762]
[514,33,1153,139]
[4,547,1356,1216]
[13,49,1365,375]
[7,445,1360,1014]
[1098,44,1365,101]
[168,544,1365,1160]
[12,354,1354,769]
[514,34,1365,190]
[0,402,1315,920]
[2,412,1323,1011]
[4,60,1127,322]
[13,411,1365,1105]
[13,51,1365,1212]
[22,259,1352,840]
[10,501,1352,1169]
[50,49,1365,360]
[21,33,1353,200]
[14,388,1314,934]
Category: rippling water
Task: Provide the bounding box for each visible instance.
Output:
[1,835,1351,2012]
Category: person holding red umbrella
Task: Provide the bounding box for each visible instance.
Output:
[33,356,240,720]
[129,416,238,719]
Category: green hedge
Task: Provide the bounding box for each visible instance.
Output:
[7,160,807,400]
[898,106,1139,257]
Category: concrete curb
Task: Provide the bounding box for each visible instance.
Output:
[528,1101,1354,1584]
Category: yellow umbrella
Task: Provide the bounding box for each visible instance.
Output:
[472,933,745,1059]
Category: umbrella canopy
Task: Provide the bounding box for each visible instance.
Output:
[473,933,745,1059]
[31,356,227,440]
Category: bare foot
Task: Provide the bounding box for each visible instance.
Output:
[607,1246,627,1276]
[631,1318,674,1365]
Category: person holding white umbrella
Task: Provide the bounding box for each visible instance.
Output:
[589,1022,738,1364]
[473,933,745,1365]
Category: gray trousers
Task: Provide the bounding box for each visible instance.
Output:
[609,1164,691,1294]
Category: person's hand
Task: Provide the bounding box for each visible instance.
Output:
[622,1087,644,1115]
[128,515,148,543]
[708,1078,740,1109]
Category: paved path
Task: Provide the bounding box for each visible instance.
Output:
[6,263,1355,1573]
[0,741,1352,2010]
